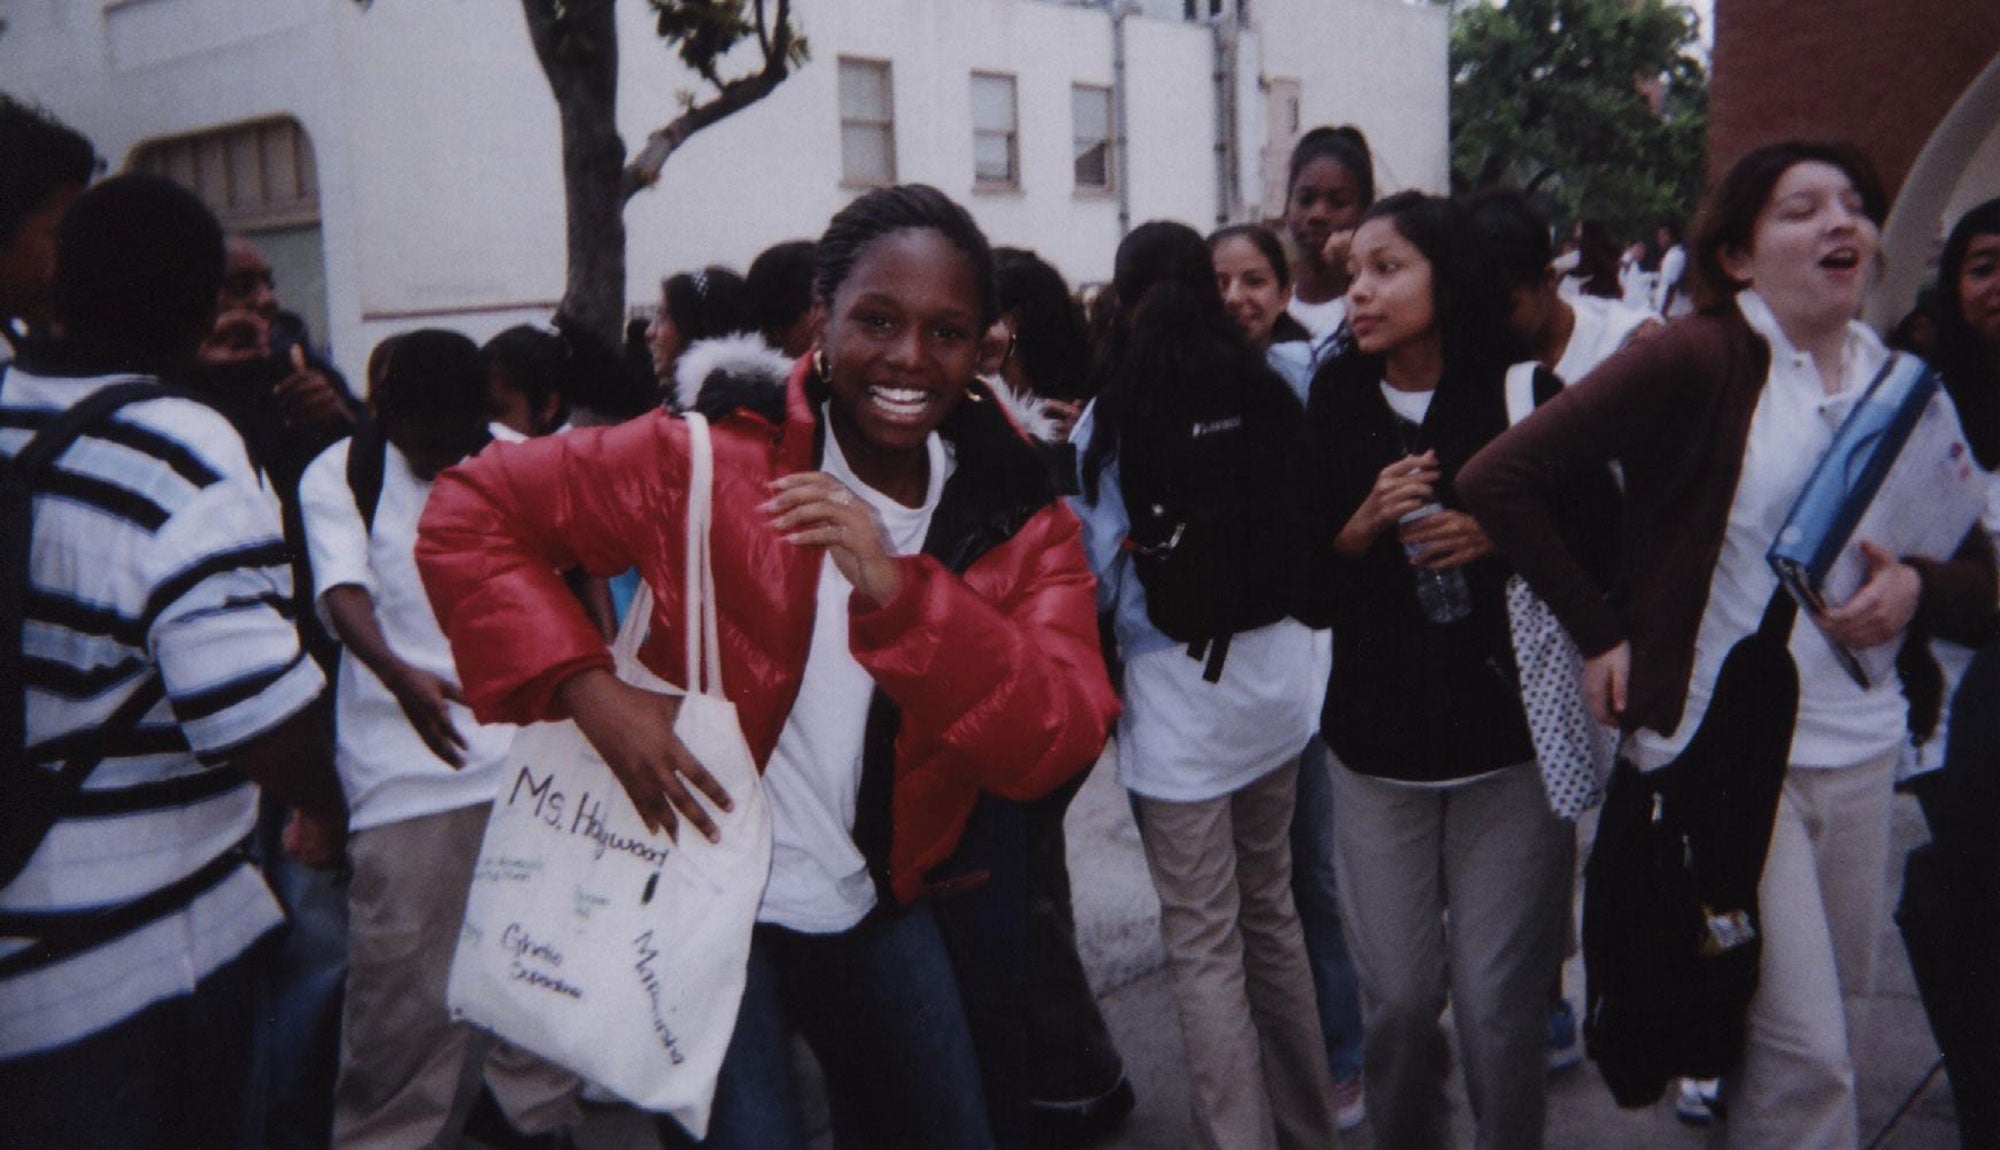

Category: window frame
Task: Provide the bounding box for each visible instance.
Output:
[1070,82,1116,197]
[837,56,898,189]
[970,71,1022,193]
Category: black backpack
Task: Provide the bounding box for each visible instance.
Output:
[343,416,389,532]
[2,377,185,886]
[1122,380,1299,682]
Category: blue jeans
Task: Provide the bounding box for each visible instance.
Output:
[0,935,274,1150]
[663,902,994,1150]
[256,796,349,1150]
[1292,734,1366,1082]
[928,793,1033,1149]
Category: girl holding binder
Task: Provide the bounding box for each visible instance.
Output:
[416,185,1119,1149]
[1461,142,1998,1150]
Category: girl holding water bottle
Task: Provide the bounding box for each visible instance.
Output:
[1293,191,1600,1150]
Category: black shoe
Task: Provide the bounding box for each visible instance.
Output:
[1029,1077,1136,1147]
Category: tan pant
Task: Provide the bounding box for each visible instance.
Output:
[1714,754,1895,1150]
[1135,760,1340,1150]
[333,802,580,1150]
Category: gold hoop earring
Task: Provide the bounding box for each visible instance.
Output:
[810,348,830,382]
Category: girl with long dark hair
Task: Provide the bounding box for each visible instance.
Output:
[1072,220,1337,1149]
[1295,191,1591,1150]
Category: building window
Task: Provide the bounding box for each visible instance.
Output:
[1072,84,1114,193]
[839,57,896,187]
[972,72,1020,189]
[128,116,320,231]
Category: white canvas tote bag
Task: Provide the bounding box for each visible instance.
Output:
[447,412,770,1138]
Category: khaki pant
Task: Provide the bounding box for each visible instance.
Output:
[1330,758,1569,1150]
[1715,754,1895,1150]
[1135,760,1340,1150]
[333,802,580,1150]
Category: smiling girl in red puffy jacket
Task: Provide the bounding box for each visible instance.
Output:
[416,185,1119,1149]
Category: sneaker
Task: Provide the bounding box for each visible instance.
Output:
[1030,1076,1137,1147]
[1546,999,1584,1072]
[1332,1075,1366,1133]
[1674,1077,1722,1126]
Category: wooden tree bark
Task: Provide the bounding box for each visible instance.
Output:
[522,0,628,344]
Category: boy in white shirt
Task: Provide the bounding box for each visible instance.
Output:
[299,329,578,1150]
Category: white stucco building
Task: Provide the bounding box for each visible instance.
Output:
[0,0,1446,374]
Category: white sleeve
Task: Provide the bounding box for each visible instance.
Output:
[297,438,378,633]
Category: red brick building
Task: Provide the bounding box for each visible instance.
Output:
[1710,0,2000,324]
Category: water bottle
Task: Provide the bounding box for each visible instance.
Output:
[1399,502,1471,624]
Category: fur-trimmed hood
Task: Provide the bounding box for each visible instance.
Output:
[981,376,1064,444]
[672,332,795,426]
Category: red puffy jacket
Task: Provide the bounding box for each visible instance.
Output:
[415,361,1118,904]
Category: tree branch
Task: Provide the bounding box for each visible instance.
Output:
[622,2,794,201]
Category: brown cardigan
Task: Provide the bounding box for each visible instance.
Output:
[1459,308,1998,738]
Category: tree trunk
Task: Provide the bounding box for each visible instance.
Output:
[522,0,627,346]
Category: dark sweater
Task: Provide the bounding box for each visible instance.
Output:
[1294,352,1603,783]
[1460,308,1998,739]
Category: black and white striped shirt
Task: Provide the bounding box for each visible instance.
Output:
[0,364,325,1057]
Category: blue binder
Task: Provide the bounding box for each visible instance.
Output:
[1769,352,1986,685]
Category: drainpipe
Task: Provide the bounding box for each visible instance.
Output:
[1211,6,1240,227]
[1109,0,1134,238]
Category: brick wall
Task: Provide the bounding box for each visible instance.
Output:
[1710,0,2000,203]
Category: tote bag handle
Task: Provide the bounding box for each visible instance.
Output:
[607,412,723,700]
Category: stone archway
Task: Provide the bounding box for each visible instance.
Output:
[1870,54,2000,329]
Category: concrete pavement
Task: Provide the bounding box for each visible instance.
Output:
[563,742,1963,1148]
[1064,745,1965,1149]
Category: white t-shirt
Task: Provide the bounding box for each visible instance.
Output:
[1554,296,1655,385]
[299,438,518,831]
[1654,246,1692,319]
[1631,292,1905,772]
[1379,382,1435,426]
[1289,295,1348,346]
[756,416,951,933]
[1117,618,1319,803]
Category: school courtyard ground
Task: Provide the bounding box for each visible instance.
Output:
[558,741,1963,1149]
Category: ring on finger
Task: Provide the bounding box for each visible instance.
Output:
[831,488,853,507]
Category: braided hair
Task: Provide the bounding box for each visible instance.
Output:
[816,184,996,327]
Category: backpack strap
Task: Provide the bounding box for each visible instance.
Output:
[344,417,388,533]
[4,379,177,772]
[4,379,191,889]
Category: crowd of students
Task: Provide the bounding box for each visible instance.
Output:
[5,86,2000,1150]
